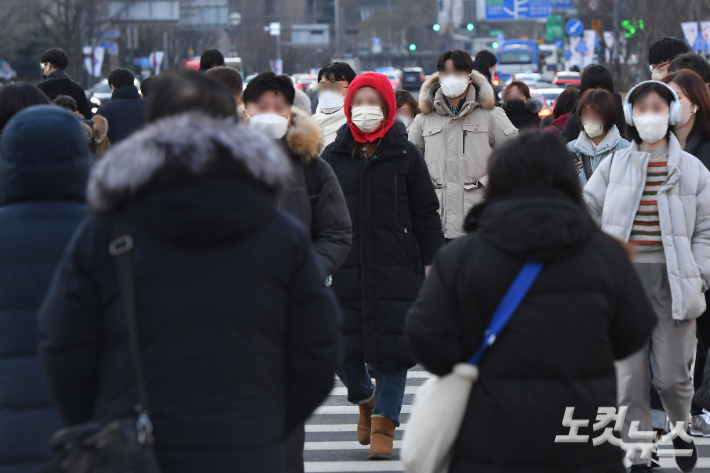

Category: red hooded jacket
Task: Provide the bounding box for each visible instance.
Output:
[343,72,396,143]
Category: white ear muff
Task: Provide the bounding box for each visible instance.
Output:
[624,80,683,127]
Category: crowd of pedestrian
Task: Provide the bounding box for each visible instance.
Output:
[2,37,710,473]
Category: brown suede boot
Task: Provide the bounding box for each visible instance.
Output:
[357,396,375,445]
[368,416,396,460]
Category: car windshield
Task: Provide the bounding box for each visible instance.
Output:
[500,52,533,64]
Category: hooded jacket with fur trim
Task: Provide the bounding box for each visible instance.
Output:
[408,71,519,239]
[39,114,343,473]
[280,107,352,276]
[501,97,544,130]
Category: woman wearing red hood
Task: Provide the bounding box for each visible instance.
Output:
[322,72,445,460]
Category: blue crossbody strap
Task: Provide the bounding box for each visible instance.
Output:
[468,262,543,366]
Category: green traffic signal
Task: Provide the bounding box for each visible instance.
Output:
[467,23,474,31]
[409,44,417,51]
[492,41,499,48]
[433,23,441,32]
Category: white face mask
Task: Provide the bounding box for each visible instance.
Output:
[678,102,698,128]
[318,90,345,113]
[582,120,604,139]
[439,74,470,98]
[351,106,384,133]
[633,114,669,144]
[247,113,290,140]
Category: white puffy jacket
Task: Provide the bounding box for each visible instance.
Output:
[583,133,710,321]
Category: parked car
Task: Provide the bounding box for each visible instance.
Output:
[534,88,564,110]
[401,67,425,91]
[385,70,402,90]
[553,71,582,86]
[292,73,317,92]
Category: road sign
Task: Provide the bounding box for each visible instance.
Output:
[99,41,119,56]
[229,12,242,26]
[554,39,565,49]
[485,0,550,21]
[489,29,504,37]
[546,14,564,40]
[575,40,588,53]
[565,18,584,36]
[694,35,707,52]
[372,37,382,54]
[269,22,281,36]
[553,0,574,8]
[95,29,120,39]
[588,0,599,11]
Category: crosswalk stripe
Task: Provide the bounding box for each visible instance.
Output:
[304,441,402,450]
[314,405,412,415]
[305,424,408,432]
[329,386,419,396]
[304,462,403,472]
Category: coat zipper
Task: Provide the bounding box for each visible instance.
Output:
[463,130,467,153]
[394,172,398,214]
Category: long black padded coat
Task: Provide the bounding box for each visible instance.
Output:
[322,121,445,366]
[38,115,343,473]
[406,189,657,473]
[0,106,90,473]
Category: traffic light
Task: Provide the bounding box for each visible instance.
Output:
[433,23,441,32]
[409,43,417,51]
[467,23,474,31]
[621,19,643,38]
[492,41,499,49]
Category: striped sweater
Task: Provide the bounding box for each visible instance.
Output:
[629,140,669,251]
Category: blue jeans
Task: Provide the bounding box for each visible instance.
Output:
[338,361,408,426]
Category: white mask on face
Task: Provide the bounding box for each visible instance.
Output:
[439,74,470,98]
[678,102,698,128]
[633,114,669,144]
[582,120,604,139]
[247,113,290,139]
[351,106,384,133]
[318,90,345,113]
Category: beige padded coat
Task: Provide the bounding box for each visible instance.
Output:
[408,71,518,239]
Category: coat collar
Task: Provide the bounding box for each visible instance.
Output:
[574,125,622,156]
[418,70,495,117]
[626,133,683,189]
[284,106,323,164]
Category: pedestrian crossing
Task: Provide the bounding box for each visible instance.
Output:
[304,366,710,473]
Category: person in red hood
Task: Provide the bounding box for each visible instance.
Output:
[321,72,445,460]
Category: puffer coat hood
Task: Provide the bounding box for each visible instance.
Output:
[584,133,710,321]
[0,105,90,205]
[418,70,496,116]
[88,113,292,246]
[285,106,323,164]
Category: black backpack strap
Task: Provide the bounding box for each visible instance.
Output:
[109,215,154,446]
[303,161,323,204]
[581,154,593,180]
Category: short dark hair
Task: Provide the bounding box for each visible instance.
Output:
[146,70,237,123]
[474,50,497,69]
[140,76,155,97]
[206,66,243,96]
[485,130,584,208]
[504,81,531,100]
[40,48,69,70]
[648,37,690,65]
[552,85,580,118]
[577,88,618,132]
[318,62,357,84]
[580,64,614,94]
[0,82,50,131]
[52,95,78,113]
[107,68,135,89]
[199,49,225,71]
[668,52,710,84]
[395,90,419,115]
[242,71,295,106]
[663,69,710,140]
[625,82,676,144]
[437,50,474,73]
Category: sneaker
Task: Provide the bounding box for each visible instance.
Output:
[672,435,697,472]
[629,465,653,473]
[651,450,661,468]
[689,412,710,437]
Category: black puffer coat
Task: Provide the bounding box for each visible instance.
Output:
[406,189,656,473]
[501,98,543,129]
[96,84,146,144]
[0,106,90,473]
[279,107,351,276]
[38,115,343,473]
[322,121,444,366]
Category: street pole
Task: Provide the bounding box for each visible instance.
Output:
[612,0,619,64]
[334,0,341,55]
[699,0,703,58]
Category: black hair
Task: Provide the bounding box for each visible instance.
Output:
[0,82,50,132]
[242,71,295,106]
[140,76,155,97]
[625,82,676,145]
[436,50,474,73]
[52,95,78,113]
[146,70,237,123]
[318,62,357,84]
[474,50,497,68]
[206,66,244,96]
[199,49,225,71]
[552,85,580,118]
[486,130,584,207]
[648,37,690,65]
[580,64,614,94]
[668,52,710,84]
[540,114,554,129]
[40,48,69,70]
[107,68,135,89]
